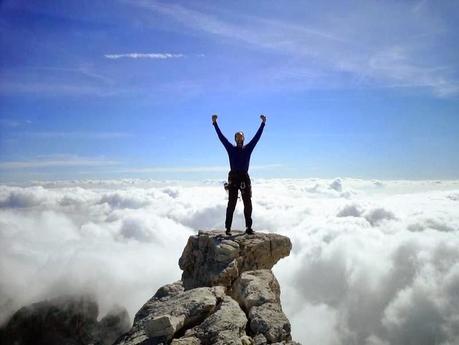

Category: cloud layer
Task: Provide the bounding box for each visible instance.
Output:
[1,178,459,344]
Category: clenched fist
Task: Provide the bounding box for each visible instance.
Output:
[260,114,267,123]
[212,114,218,123]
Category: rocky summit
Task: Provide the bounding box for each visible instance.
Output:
[115,230,300,345]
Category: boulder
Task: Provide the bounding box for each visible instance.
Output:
[115,283,225,345]
[249,303,291,343]
[182,296,248,345]
[179,230,292,290]
[231,270,291,343]
[231,269,280,310]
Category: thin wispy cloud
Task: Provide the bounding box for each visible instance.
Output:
[0,155,120,170]
[129,0,459,97]
[19,66,114,85]
[21,131,133,139]
[117,163,283,174]
[0,118,32,128]
[0,81,123,97]
[104,53,185,59]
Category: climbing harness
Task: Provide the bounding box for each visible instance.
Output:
[223,172,251,200]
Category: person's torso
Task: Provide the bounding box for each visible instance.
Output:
[227,145,252,172]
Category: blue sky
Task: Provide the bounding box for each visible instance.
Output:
[1,0,459,182]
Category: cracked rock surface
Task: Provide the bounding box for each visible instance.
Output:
[115,284,225,345]
[115,230,300,345]
[232,270,291,343]
[179,231,292,290]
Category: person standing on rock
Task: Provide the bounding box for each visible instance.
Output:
[212,114,266,236]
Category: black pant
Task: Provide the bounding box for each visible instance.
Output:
[225,170,252,230]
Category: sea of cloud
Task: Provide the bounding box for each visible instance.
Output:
[1,177,459,345]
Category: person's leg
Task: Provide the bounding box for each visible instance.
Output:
[225,185,238,231]
[241,177,253,230]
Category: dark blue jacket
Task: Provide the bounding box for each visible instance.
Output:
[213,122,265,173]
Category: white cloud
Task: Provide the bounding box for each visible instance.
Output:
[104,53,185,59]
[98,190,152,209]
[1,178,459,345]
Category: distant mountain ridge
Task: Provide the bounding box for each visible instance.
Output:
[0,294,130,345]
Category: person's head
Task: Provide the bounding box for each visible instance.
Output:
[234,131,244,146]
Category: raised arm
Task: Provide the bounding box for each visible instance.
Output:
[212,115,232,151]
[246,115,266,152]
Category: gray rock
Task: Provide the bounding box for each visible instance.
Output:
[145,314,185,338]
[0,294,130,345]
[115,285,225,345]
[179,230,292,290]
[253,334,268,345]
[184,296,248,345]
[241,335,254,345]
[171,337,201,344]
[114,231,301,345]
[153,280,186,300]
[249,303,291,343]
[134,281,184,323]
[231,269,280,310]
[97,305,131,344]
[231,270,292,343]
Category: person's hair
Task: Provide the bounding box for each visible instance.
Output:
[234,131,244,141]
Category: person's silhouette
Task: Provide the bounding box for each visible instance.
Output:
[212,114,266,235]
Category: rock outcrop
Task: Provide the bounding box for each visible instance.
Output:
[179,231,292,290]
[116,230,300,345]
[0,294,130,345]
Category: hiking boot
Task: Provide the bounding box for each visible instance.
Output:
[225,228,232,236]
[245,228,254,235]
